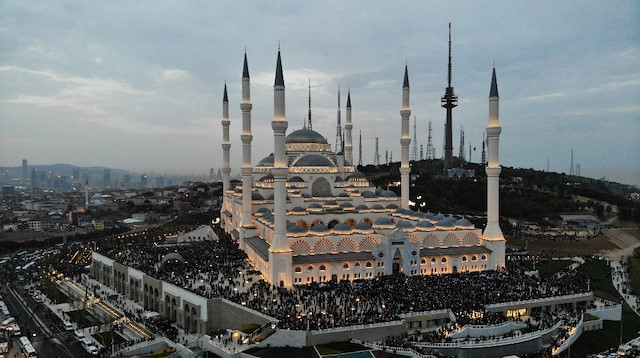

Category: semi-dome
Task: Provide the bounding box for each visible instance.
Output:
[346,171,367,181]
[288,176,305,183]
[257,154,274,167]
[386,204,399,209]
[285,129,328,144]
[293,155,335,167]
[252,192,264,200]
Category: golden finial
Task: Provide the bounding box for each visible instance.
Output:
[244,46,247,54]
[278,41,281,51]
[493,59,496,68]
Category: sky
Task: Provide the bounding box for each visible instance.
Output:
[1,1,639,187]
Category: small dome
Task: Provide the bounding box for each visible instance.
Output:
[339,202,354,208]
[258,173,274,182]
[437,219,455,228]
[160,252,185,267]
[374,217,393,225]
[310,223,330,233]
[456,218,474,229]
[289,176,305,183]
[380,190,397,198]
[288,225,308,234]
[432,213,445,222]
[361,190,377,198]
[422,211,435,219]
[252,192,264,200]
[335,176,345,182]
[355,204,369,211]
[324,200,338,206]
[292,206,306,212]
[416,221,435,231]
[354,222,373,231]
[308,203,322,209]
[257,154,274,167]
[338,192,349,197]
[386,204,399,209]
[332,223,352,233]
[302,193,312,198]
[286,128,328,144]
[396,221,414,229]
[371,204,384,210]
[395,208,407,214]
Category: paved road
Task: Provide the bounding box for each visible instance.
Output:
[2,285,86,358]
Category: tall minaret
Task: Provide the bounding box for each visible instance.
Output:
[269,45,292,288]
[335,86,343,153]
[240,51,254,237]
[221,83,231,218]
[442,23,458,170]
[483,63,505,270]
[400,63,411,209]
[345,90,353,164]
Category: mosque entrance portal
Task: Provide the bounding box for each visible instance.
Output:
[392,248,403,274]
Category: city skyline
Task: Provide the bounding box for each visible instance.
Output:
[1,1,638,186]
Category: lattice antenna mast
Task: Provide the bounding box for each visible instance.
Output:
[569,149,575,176]
[335,85,343,153]
[459,125,465,160]
[411,116,419,161]
[420,145,424,160]
[426,120,435,160]
[441,22,458,169]
[385,149,389,164]
[374,137,380,166]
[358,130,363,166]
[308,79,312,130]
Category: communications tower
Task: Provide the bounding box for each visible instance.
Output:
[335,85,343,153]
[411,116,418,161]
[426,121,435,160]
[441,23,458,170]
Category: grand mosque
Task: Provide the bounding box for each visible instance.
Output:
[220,48,506,288]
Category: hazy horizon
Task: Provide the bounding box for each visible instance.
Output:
[1,2,639,186]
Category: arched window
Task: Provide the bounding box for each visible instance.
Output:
[365,261,373,268]
[343,263,350,269]
[421,258,427,264]
[431,258,437,263]
[319,265,326,271]
[295,266,302,273]
[441,257,447,263]
[462,256,468,262]
[355,262,361,267]
[472,255,477,261]
[307,265,314,271]
[481,254,487,261]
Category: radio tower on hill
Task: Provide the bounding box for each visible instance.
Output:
[374,137,380,166]
[481,132,486,165]
[308,79,312,130]
[442,23,458,170]
[411,116,418,161]
[426,120,435,160]
[335,85,343,153]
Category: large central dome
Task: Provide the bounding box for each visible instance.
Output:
[285,129,328,144]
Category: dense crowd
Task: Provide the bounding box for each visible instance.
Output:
[94,226,590,331]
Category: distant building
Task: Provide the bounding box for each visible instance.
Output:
[103,168,111,187]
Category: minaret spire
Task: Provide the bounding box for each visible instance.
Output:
[358,130,362,166]
[335,85,343,153]
[221,82,231,231]
[483,62,505,270]
[345,89,353,164]
[240,50,254,240]
[269,44,293,287]
[400,62,411,209]
[442,22,458,170]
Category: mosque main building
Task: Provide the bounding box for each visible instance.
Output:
[221,48,506,288]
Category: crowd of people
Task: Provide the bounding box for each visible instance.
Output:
[93,225,590,331]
